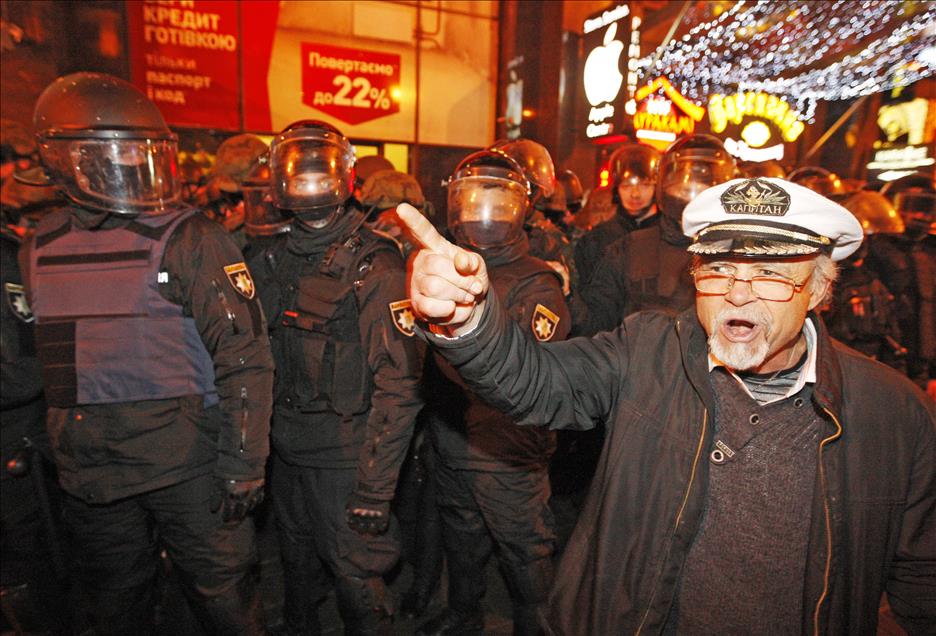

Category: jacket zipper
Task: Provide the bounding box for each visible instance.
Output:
[813,407,843,635]
[239,386,248,453]
[635,408,708,635]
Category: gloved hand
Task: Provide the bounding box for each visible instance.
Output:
[346,493,391,535]
[210,477,265,523]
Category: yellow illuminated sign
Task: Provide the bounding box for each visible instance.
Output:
[708,92,805,143]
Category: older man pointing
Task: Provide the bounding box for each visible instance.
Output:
[397,177,935,636]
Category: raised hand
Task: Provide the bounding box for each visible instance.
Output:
[396,203,489,330]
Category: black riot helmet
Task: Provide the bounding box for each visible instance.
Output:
[788,166,847,200]
[447,150,530,250]
[490,138,555,209]
[657,134,735,222]
[610,143,662,187]
[243,154,291,237]
[738,159,786,179]
[33,72,180,216]
[557,169,584,213]
[882,172,936,238]
[269,120,354,222]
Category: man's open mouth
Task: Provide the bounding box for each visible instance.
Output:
[720,318,761,343]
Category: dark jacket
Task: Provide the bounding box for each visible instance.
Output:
[20,208,274,503]
[429,240,570,471]
[426,293,936,635]
[249,211,424,501]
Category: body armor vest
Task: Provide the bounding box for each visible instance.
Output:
[266,229,398,416]
[28,207,216,407]
[623,223,693,313]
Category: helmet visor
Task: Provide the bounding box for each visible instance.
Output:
[244,186,291,236]
[270,136,353,210]
[658,157,734,220]
[447,175,527,249]
[54,138,179,212]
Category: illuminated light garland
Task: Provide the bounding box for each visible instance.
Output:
[639,0,936,119]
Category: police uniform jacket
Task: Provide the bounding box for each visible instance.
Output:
[2,228,48,469]
[249,209,424,502]
[20,207,274,503]
[424,297,936,636]
[428,236,570,471]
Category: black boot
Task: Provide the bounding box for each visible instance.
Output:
[416,608,484,636]
[335,575,393,636]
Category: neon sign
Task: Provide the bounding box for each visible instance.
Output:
[708,92,806,163]
[631,77,704,150]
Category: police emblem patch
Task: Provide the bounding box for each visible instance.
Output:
[4,283,34,323]
[531,304,559,342]
[389,299,416,337]
[224,262,255,299]
[720,178,791,216]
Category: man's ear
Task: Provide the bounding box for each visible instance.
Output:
[807,277,831,312]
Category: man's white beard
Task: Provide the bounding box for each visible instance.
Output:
[707,305,772,371]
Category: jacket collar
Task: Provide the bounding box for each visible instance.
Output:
[674,308,844,419]
[805,311,844,416]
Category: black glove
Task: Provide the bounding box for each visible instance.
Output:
[210,478,265,523]
[346,493,391,535]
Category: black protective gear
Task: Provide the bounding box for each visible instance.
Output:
[491,138,556,207]
[210,478,265,523]
[609,142,661,187]
[738,159,785,179]
[882,172,936,239]
[243,154,291,238]
[656,134,734,222]
[844,190,906,235]
[33,73,180,216]
[447,150,530,249]
[270,120,354,215]
[346,493,391,536]
[788,166,847,199]
[417,608,484,636]
[335,575,394,635]
[64,473,265,636]
[557,169,584,213]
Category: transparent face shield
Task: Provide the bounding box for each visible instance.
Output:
[447,175,528,249]
[244,185,291,236]
[658,157,734,220]
[44,137,180,214]
[270,134,353,211]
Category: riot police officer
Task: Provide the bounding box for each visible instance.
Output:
[823,190,906,370]
[872,173,936,392]
[19,73,273,635]
[572,143,661,289]
[491,138,572,293]
[241,152,290,261]
[247,120,424,634]
[417,150,570,636]
[572,135,734,336]
[787,166,847,200]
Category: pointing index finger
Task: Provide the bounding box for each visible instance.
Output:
[396,203,457,257]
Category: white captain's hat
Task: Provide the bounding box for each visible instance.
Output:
[682,177,863,261]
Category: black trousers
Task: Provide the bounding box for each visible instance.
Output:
[63,472,264,635]
[434,459,555,634]
[271,453,400,634]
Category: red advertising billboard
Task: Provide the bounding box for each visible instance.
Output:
[300,42,401,126]
[127,0,240,130]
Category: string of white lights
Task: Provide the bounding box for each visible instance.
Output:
[638,0,935,110]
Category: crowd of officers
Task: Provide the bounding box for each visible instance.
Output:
[0,72,933,636]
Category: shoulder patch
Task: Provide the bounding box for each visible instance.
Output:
[224,262,255,299]
[389,299,416,337]
[531,303,559,342]
[5,283,34,323]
